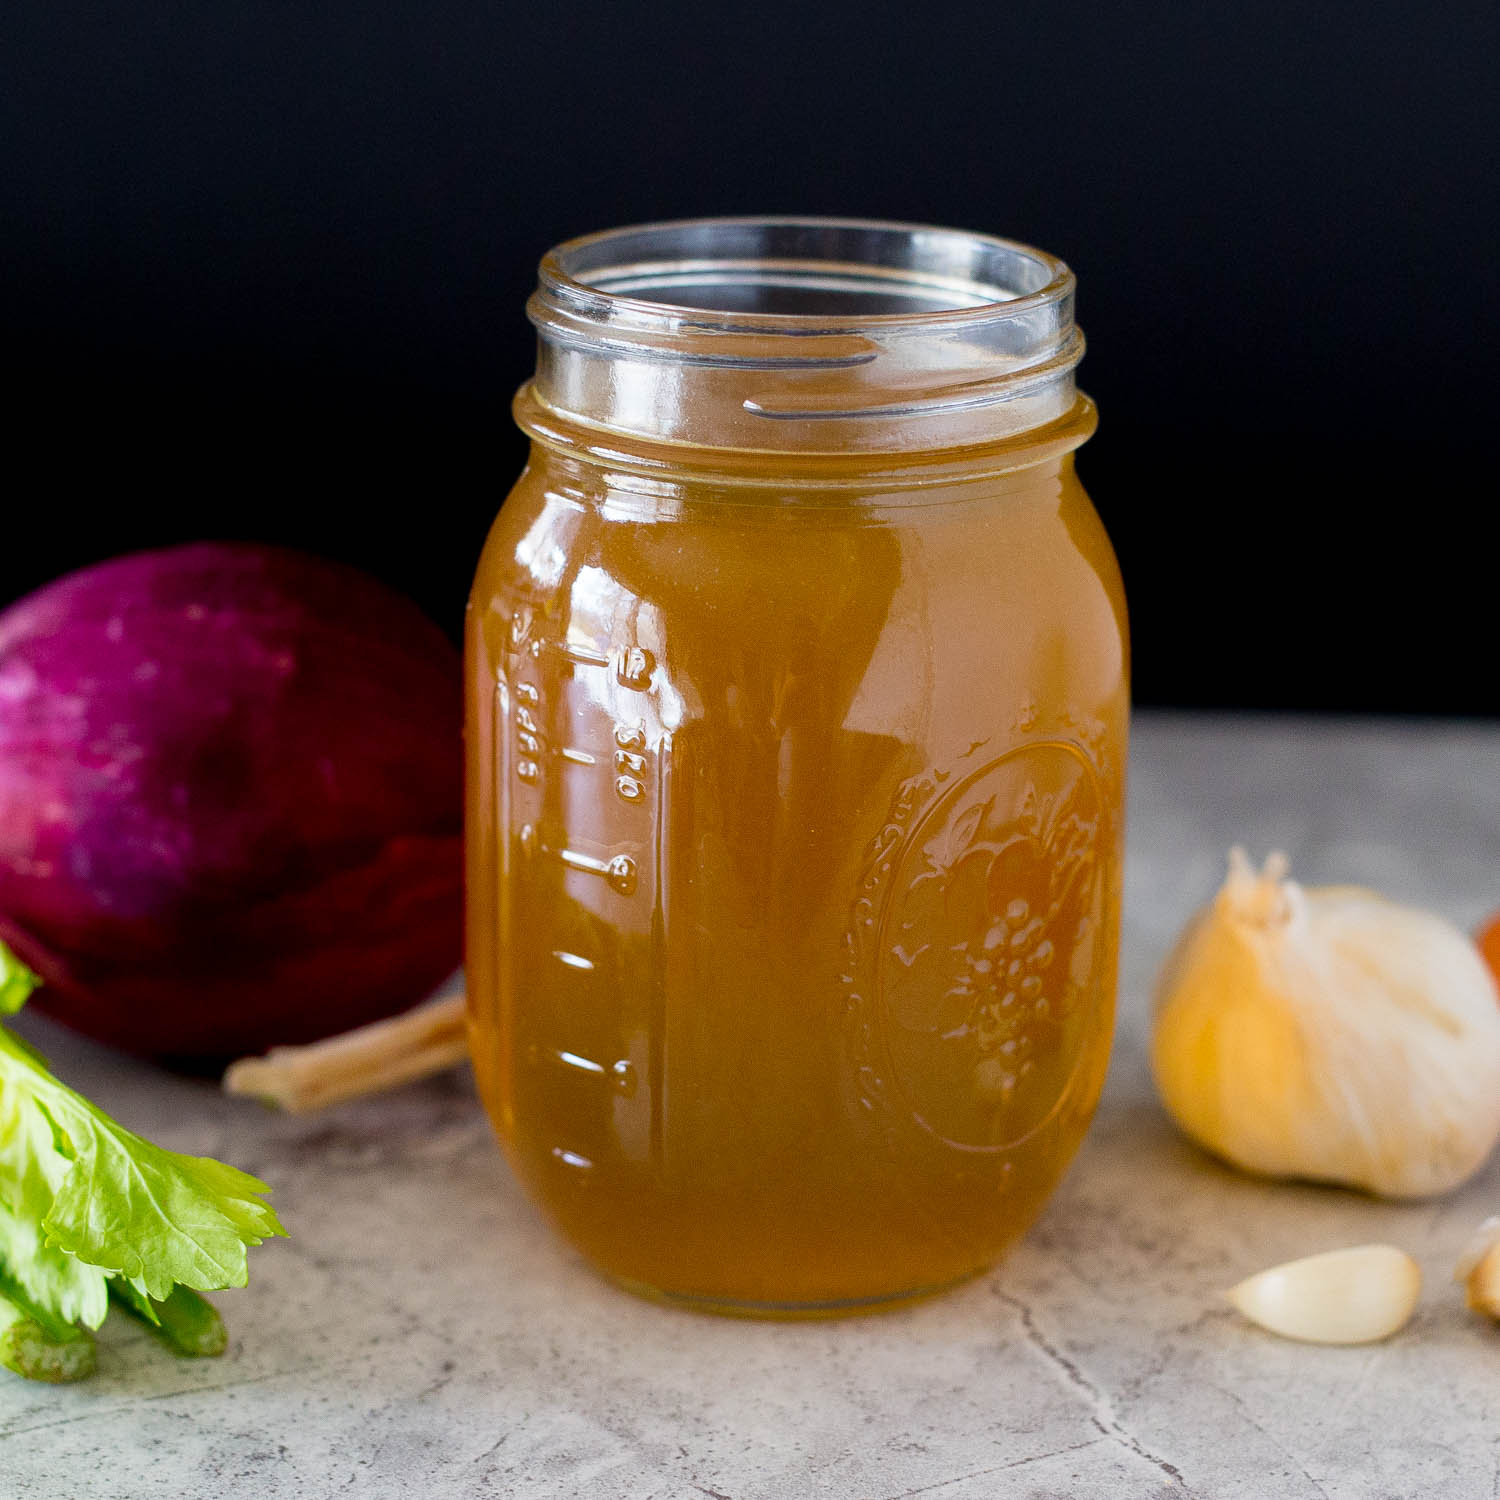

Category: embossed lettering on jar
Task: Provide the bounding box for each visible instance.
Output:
[465,219,1129,1314]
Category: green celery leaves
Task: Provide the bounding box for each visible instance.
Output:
[0,940,285,1380]
[0,942,38,1017]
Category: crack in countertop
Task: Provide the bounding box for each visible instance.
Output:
[993,1286,1188,1489]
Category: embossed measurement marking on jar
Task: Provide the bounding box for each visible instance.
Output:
[501,602,662,1174]
[525,1030,641,1166]
[545,1049,639,1094]
[519,632,657,691]
[506,606,660,844]
[612,720,648,803]
[558,842,639,896]
[520,821,635,891]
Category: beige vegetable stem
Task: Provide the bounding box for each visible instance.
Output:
[223,992,469,1113]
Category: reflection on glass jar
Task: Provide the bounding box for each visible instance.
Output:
[466,219,1128,1314]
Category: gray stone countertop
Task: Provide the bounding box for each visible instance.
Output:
[4,711,1500,1500]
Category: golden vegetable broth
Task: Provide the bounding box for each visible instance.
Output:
[466,403,1127,1310]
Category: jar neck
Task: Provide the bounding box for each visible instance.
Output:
[524,218,1085,458]
[515,385,1096,494]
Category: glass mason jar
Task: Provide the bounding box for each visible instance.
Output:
[466,219,1128,1315]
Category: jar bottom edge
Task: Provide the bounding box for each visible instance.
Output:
[603,1264,994,1322]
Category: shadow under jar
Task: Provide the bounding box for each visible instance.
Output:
[466,218,1128,1316]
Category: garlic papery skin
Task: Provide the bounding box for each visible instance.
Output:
[1150,848,1500,1198]
[1228,1245,1421,1345]
[1455,1216,1500,1319]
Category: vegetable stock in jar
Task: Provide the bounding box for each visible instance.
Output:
[466,218,1128,1314]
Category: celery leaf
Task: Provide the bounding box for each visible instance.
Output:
[0,1026,286,1304]
[0,943,38,1017]
[0,938,285,1366]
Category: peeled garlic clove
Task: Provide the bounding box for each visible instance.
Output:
[1150,848,1500,1198]
[1455,1216,1500,1319]
[1228,1244,1421,1345]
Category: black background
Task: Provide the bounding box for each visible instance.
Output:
[4,2,1496,713]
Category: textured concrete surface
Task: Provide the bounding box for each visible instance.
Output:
[4,712,1500,1499]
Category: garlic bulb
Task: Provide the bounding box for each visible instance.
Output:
[1151,848,1500,1198]
[1228,1244,1421,1344]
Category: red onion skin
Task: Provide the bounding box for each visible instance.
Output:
[0,543,463,1066]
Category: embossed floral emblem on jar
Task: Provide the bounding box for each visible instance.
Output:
[845,741,1107,1152]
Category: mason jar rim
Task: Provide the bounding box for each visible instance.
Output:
[532,216,1076,340]
[522,216,1085,455]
